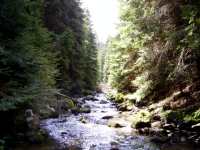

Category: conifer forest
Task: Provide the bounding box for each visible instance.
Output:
[0,0,200,150]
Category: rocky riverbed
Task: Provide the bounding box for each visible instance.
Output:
[15,93,199,150]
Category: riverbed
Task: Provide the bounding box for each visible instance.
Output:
[15,93,198,150]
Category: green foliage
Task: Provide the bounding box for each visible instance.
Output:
[46,3,98,95]
[185,108,200,122]
[65,98,75,109]
[131,110,152,127]
[103,0,200,104]
[0,0,98,112]
[162,106,200,123]
[0,0,57,111]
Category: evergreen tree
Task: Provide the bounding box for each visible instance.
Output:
[104,0,200,103]
[0,0,57,111]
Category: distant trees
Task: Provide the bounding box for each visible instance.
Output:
[44,0,98,95]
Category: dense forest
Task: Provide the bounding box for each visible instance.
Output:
[0,0,200,149]
[0,0,97,148]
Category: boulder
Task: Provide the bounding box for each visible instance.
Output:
[151,115,161,122]
[163,123,176,131]
[151,121,162,128]
[25,109,39,130]
[135,121,151,129]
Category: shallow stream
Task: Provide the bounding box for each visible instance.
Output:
[15,93,198,150]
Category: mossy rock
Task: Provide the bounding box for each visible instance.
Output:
[131,110,152,128]
[161,107,200,123]
[65,99,76,109]
[110,93,125,104]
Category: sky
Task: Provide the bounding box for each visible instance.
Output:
[81,0,119,43]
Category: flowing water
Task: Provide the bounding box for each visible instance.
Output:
[15,93,199,150]
[40,93,198,150]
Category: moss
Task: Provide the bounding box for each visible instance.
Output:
[184,108,200,122]
[65,98,75,109]
[107,92,126,103]
[114,93,126,103]
[131,110,152,128]
[161,107,200,123]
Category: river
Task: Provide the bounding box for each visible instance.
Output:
[15,93,198,150]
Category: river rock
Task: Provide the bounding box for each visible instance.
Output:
[150,128,165,136]
[80,105,91,113]
[102,116,114,120]
[79,116,87,124]
[25,109,39,130]
[135,121,151,129]
[46,105,59,118]
[118,105,127,111]
[180,136,186,142]
[163,123,176,130]
[71,107,80,115]
[151,115,161,122]
[191,123,200,131]
[151,121,162,128]
[84,95,98,101]
[177,121,193,130]
[138,127,150,135]
[100,100,109,104]
[108,119,126,128]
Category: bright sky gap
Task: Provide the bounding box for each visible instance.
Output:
[81,0,119,43]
